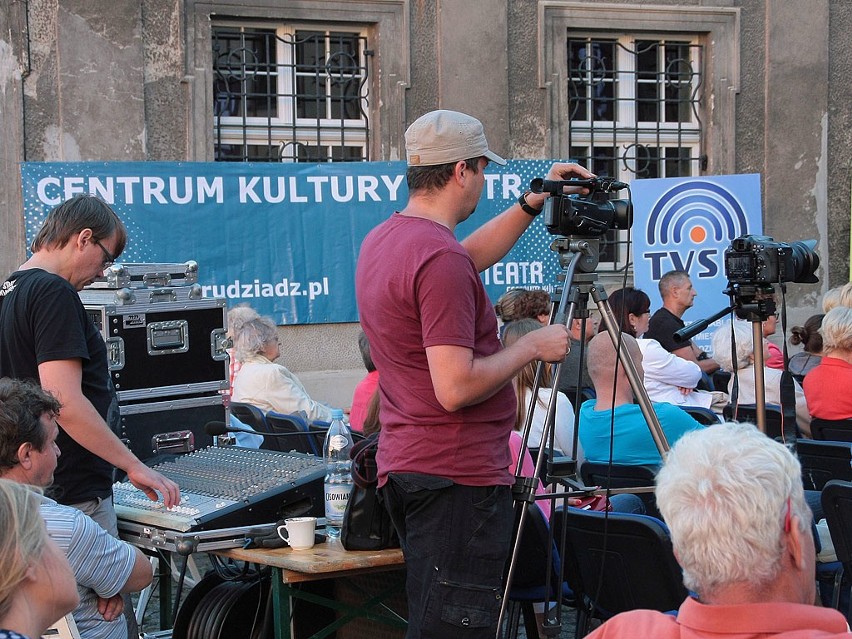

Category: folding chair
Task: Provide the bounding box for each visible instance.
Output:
[723,403,787,440]
[504,503,575,639]
[811,418,852,442]
[797,440,852,491]
[229,402,269,434]
[265,411,318,455]
[579,462,661,519]
[820,480,852,614]
[554,508,687,637]
[680,405,721,425]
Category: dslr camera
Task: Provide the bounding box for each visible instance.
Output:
[724,234,820,285]
[529,177,632,237]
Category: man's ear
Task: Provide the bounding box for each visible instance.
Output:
[786,516,808,571]
[16,442,33,469]
[74,228,94,251]
[453,160,469,185]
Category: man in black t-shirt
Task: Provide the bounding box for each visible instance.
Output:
[645,270,720,378]
[0,195,179,533]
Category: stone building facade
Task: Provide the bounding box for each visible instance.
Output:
[1,0,849,402]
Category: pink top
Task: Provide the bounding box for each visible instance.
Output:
[508,431,551,520]
[349,370,379,432]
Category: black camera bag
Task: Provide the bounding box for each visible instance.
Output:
[341,432,400,551]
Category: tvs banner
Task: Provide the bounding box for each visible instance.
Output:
[21,161,565,325]
[631,174,763,350]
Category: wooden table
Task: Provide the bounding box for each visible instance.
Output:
[217,541,406,639]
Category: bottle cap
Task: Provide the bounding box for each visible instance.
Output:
[331,408,344,420]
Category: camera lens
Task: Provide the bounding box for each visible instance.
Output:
[789,239,820,283]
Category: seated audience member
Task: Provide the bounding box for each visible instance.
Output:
[711,320,811,437]
[608,287,726,413]
[349,331,379,432]
[804,306,852,420]
[585,422,849,639]
[0,378,151,639]
[502,319,577,457]
[0,478,79,639]
[822,282,852,313]
[494,288,551,326]
[644,270,720,380]
[788,314,824,378]
[231,316,335,422]
[557,315,598,395]
[579,332,704,465]
[226,304,260,389]
[762,311,785,369]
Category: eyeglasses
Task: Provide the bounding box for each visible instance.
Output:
[94,239,115,268]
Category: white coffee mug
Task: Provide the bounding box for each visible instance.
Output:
[277,516,317,550]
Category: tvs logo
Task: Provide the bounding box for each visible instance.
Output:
[644,181,750,280]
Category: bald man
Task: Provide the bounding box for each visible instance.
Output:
[578,332,704,465]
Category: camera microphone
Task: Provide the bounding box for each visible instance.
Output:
[530,177,628,194]
[598,178,629,191]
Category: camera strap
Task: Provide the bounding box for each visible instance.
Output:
[777,287,799,443]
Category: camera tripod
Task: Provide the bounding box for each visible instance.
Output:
[497,237,669,636]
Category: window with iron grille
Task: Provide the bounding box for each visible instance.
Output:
[566,35,705,271]
[212,24,371,162]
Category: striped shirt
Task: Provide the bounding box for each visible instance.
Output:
[40,497,137,639]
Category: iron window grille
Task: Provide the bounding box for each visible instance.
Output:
[213,25,371,162]
[566,36,705,271]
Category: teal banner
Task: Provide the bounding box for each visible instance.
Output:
[21,161,562,325]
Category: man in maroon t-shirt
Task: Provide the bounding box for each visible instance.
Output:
[355,109,592,638]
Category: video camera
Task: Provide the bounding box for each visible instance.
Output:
[724,234,820,285]
[530,177,632,237]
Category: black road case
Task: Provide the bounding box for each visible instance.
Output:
[79,292,230,402]
[118,394,225,461]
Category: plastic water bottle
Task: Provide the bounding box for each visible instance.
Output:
[323,409,354,539]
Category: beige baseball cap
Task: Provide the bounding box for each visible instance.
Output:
[405,110,507,167]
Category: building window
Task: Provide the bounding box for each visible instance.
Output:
[565,35,704,269]
[537,3,739,275]
[212,25,371,162]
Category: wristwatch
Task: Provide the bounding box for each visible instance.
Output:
[518,191,543,217]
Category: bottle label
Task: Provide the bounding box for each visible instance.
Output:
[324,482,352,523]
[328,434,349,452]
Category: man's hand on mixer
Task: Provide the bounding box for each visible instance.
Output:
[126,462,181,508]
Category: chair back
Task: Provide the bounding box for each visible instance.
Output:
[265,412,318,455]
[506,503,575,639]
[680,405,720,425]
[797,440,852,491]
[811,418,852,442]
[509,503,562,590]
[555,508,687,633]
[579,462,661,519]
[723,403,788,440]
[229,401,269,434]
[821,481,852,570]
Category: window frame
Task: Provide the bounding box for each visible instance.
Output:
[186,0,409,162]
[537,2,740,272]
[212,23,372,162]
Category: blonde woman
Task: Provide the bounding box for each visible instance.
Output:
[0,479,78,639]
[502,319,577,457]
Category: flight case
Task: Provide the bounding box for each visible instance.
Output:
[80,262,230,462]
